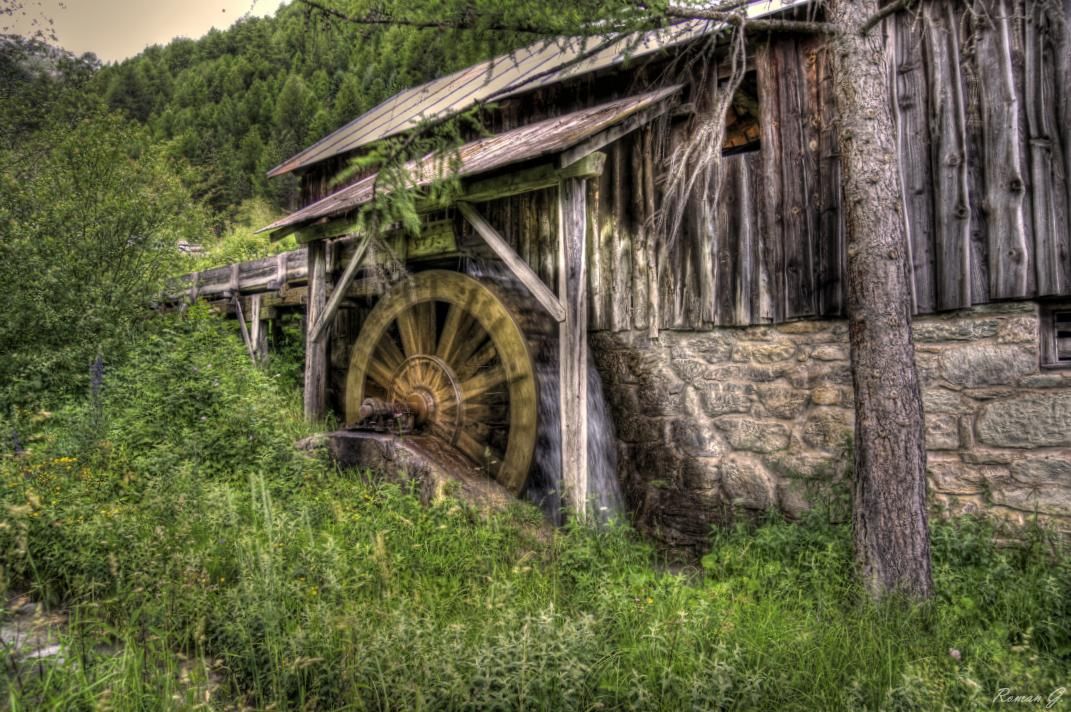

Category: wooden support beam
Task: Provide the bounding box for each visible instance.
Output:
[303,240,328,422]
[556,95,678,169]
[233,295,257,364]
[249,294,267,361]
[310,234,372,342]
[558,176,590,520]
[457,202,566,323]
[449,153,607,207]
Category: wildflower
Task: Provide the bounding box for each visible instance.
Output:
[948,648,961,662]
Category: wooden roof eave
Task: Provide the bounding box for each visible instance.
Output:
[265,88,679,244]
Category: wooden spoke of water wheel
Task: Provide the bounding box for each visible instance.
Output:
[345,270,538,494]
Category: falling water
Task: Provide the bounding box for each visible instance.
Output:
[585,351,625,525]
[462,259,624,526]
[528,348,624,526]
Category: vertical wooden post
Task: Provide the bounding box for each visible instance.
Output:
[558,177,589,519]
[250,294,268,361]
[304,240,328,422]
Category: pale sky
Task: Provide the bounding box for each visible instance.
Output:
[5,0,291,63]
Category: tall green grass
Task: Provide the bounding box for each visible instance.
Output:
[1,308,1068,709]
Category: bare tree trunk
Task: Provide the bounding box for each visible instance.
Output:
[827,0,933,599]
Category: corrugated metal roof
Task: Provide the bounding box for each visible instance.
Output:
[267,0,808,178]
[259,86,680,235]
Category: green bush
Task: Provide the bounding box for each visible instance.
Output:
[0,111,206,410]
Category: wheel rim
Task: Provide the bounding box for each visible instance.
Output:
[345,270,538,494]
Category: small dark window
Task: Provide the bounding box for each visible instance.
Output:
[1041,303,1071,368]
[1056,311,1071,363]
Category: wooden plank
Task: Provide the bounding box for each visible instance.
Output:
[587,176,609,331]
[756,40,786,323]
[558,176,589,519]
[926,2,974,310]
[609,140,632,331]
[458,202,566,322]
[959,5,992,305]
[815,40,845,317]
[310,234,372,343]
[303,241,328,422]
[1026,1,1071,295]
[588,158,609,331]
[889,11,936,313]
[776,37,817,319]
[642,126,660,338]
[743,152,767,324]
[1063,0,1071,287]
[628,134,649,330]
[978,0,1035,299]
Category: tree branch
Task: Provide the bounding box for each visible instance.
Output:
[664,5,834,35]
[858,0,918,35]
[296,0,550,35]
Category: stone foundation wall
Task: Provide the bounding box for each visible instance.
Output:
[590,301,1071,552]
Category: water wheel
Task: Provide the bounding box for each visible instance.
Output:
[345,270,538,494]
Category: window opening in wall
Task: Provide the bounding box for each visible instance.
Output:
[1056,311,1071,363]
[1040,303,1071,368]
[722,71,760,156]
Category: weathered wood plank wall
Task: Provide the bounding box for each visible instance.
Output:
[293,0,1070,334]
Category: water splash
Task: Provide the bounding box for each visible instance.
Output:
[585,352,624,525]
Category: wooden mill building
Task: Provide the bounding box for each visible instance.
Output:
[181,0,1071,547]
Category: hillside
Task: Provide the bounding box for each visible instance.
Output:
[92,3,527,216]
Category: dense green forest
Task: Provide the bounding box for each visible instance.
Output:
[95,4,524,215]
[2,4,1070,709]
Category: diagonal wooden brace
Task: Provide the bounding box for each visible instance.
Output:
[457,201,566,323]
[309,233,372,343]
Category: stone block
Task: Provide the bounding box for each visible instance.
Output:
[756,384,809,418]
[670,417,727,458]
[1019,374,1070,389]
[922,387,974,414]
[698,383,754,416]
[976,393,1071,448]
[732,340,798,364]
[775,479,811,519]
[681,456,722,493]
[720,454,776,510]
[672,359,722,383]
[940,344,1037,387]
[810,385,844,406]
[801,409,853,451]
[913,318,999,342]
[776,321,831,335]
[714,416,791,453]
[786,363,851,389]
[812,345,848,362]
[1010,457,1071,486]
[926,460,1001,496]
[925,414,960,450]
[996,317,1038,344]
